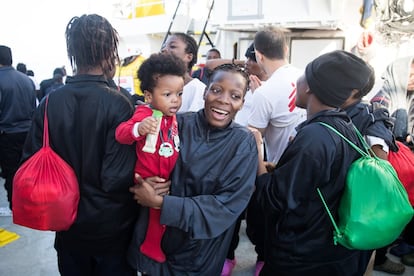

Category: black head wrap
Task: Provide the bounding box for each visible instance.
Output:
[305,50,372,107]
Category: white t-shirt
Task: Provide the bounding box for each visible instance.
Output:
[178,78,206,113]
[248,64,306,163]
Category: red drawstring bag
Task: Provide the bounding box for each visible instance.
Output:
[12,97,79,231]
[388,141,414,206]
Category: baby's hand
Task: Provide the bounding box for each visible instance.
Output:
[138,117,159,136]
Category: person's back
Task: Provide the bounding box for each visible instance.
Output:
[0,68,35,132]
[39,78,54,100]
[252,65,304,161]
[30,72,138,255]
[44,81,64,96]
[0,53,36,134]
[20,14,138,276]
[39,67,66,100]
[0,45,36,209]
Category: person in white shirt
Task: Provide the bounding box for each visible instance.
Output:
[248,27,306,164]
[161,32,205,113]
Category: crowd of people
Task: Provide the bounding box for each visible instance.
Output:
[1,12,414,276]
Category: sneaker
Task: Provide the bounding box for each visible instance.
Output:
[374,258,405,275]
[254,261,264,276]
[221,258,236,276]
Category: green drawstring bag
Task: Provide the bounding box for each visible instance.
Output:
[317,122,414,250]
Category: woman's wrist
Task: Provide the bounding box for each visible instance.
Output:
[154,195,164,209]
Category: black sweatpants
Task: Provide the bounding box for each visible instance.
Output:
[226,212,244,260]
[246,190,265,261]
[0,131,28,209]
[56,246,136,276]
[404,216,414,245]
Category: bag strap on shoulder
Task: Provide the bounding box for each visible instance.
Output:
[43,96,50,148]
[318,122,371,157]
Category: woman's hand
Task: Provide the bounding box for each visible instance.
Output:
[264,161,277,173]
[135,173,171,196]
[140,175,171,196]
[130,174,171,208]
[247,127,267,176]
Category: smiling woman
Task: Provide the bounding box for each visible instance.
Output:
[127,63,258,275]
[204,63,249,128]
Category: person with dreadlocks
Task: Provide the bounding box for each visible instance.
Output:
[20,14,143,276]
[127,64,258,275]
[161,32,206,113]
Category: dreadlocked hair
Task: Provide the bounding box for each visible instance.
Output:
[65,14,120,76]
[209,63,250,95]
[171,32,198,72]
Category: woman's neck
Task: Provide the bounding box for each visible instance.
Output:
[306,95,336,118]
[76,67,103,76]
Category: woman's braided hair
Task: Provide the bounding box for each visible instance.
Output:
[209,63,250,95]
[65,14,119,76]
[171,32,198,72]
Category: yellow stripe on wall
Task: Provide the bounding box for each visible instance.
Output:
[133,0,165,18]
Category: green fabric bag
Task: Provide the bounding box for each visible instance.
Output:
[317,122,414,250]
